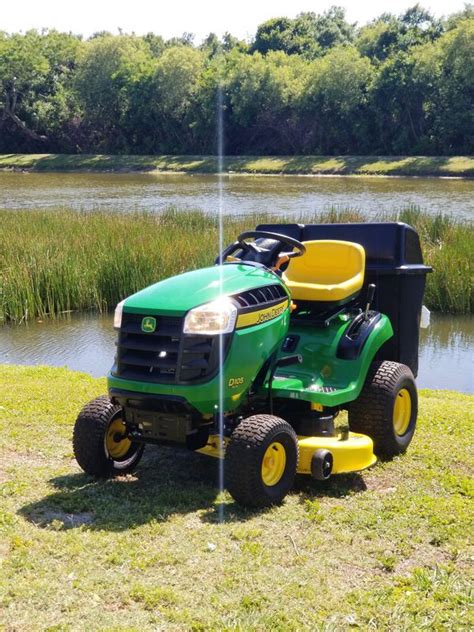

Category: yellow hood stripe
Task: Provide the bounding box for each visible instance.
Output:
[236,299,289,329]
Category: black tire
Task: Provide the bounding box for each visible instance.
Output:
[73,395,145,477]
[348,361,418,457]
[226,414,298,508]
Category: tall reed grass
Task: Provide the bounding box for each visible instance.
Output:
[0,207,471,323]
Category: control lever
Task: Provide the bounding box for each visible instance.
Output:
[268,354,302,414]
[364,284,376,321]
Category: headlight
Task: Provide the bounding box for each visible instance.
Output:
[113,299,125,329]
[183,298,237,335]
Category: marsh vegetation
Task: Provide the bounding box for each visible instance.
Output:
[0,207,471,324]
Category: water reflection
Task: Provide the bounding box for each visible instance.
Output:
[419,314,473,393]
[0,312,472,393]
[0,171,473,219]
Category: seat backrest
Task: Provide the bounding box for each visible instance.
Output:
[285,240,365,284]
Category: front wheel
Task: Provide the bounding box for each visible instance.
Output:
[348,361,417,457]
[226,414,298,508]
[73,396,144,477]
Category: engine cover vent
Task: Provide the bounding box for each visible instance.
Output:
[233,284,288,310]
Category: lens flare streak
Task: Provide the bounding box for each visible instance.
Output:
[217,84,225,522]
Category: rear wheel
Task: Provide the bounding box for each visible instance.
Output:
[226,414,298,508]
[73,396,144,476]
[348,361,417,457]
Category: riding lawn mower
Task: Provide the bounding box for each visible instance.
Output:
[73,222,431,507]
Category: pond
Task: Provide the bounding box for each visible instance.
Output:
[0,312,472,394]
[1,171,473,219]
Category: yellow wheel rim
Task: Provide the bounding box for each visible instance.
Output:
[261,442,286,486]
[393,388,412,436]
[105,418,131,459]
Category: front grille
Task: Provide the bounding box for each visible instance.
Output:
[179,335,219,382]
[114,312,229,384]
[233,284,287,309]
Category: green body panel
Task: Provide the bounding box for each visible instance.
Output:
[108,262,393,415]
[109,263,290,414]
[267,314,393,407]
[108,309,290,414]
[123,264,283,315]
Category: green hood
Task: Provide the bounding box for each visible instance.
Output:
[123,264,283,316]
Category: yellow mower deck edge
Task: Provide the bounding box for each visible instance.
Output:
[197,432,377,475]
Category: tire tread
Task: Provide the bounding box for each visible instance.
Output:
[226,414,298,507]
[349,361,417,456]
[73,395,143,476]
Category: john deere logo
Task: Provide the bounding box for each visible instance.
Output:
[141,316,157,333]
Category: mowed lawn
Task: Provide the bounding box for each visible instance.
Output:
[0,365,472,630]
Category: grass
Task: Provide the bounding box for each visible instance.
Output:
[0,153,473,177]
[0,364,472,629]
[0,207,472,324]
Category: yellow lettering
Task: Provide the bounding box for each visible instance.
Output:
[228,377,244,388]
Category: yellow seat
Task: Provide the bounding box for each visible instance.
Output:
[282,240,366,303]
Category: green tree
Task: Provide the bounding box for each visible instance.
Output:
[165,33,195,48]
[356,18,403,62]
[143,33,165,58]
[444,3,474,30]
[252,18,295,55]
[75,35,153,151]
[128,46,205,153]
[200,33,222,57]
[222,32,248,53]
[308,6,355,50]
[368,37,445,155]
[357,5,444,63]
[0,31,49,145]
[0,30,82,151]
[433,19,474,152]
[224,50,307,153]
[399,4,443,47]
[252,7,353,59]
[301,46,373,153]
[0,7,471,156]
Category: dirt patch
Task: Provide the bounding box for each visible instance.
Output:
[363,469,404,493]
[0,540,9,562]
[0,450,48,469]
[395,544,452,575]
[30,508,94,529]
[328,560,383,591]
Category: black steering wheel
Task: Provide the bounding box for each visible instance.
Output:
[238,231,306,259]
[217,230,306,269]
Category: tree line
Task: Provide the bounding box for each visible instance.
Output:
[0,4,473,156]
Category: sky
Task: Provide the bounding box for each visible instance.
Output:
[2,1,468,41]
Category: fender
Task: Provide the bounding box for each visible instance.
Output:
[345,314,394,403]
[336,311,382,361]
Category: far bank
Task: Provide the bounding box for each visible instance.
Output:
[1,154,473,178]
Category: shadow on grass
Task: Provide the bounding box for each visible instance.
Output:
[19,446,268,530]
[294,471,368,499]
[19,445,370,531]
